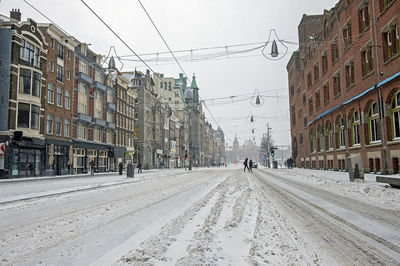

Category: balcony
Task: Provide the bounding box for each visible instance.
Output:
[94,81,107,93]
[107,102,116,112]
[76,113,92,124]
[106,121,116,130]
[94,118,106,127]
[78,72,92,86]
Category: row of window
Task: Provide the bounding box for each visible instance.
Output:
[49,61,70,83]
[47,83,70,109]
[116,130,134,147]
[49,38,72,61]
[304,92,400,154]
[76,124,113,144]
[46,115,70,137]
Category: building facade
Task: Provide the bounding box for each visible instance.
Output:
[288,0,400,174]
[0,11,47,178]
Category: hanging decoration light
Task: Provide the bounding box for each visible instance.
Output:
[102,46,124,85]
[262,29,288,61]
[250,89,265,107]
[248,112,256,123]
[252,129,255,134]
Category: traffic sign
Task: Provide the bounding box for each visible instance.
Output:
[0,143,5,157]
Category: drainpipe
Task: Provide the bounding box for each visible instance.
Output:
[371,0,388,174]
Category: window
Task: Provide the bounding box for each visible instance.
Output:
[94,128,102,142]
[48,83,54,104]
[361,44,374,77]
[343,20,352,50]
[55,117,62,136]
[66,69,71,80]
[392,91,400,139]
[107,90,113,103]
[20,39,40,67]
[160,82,163,89]
[331,37,339,64]
[57,87,63,107]
[64,119,70,137]
[358,2,370,33]
[304,116,308,128]
[345,59,355,88]
[78,83,89,114]
[333,72,341,97]
[77,124,88,140]
[50,38,55,49]
[315,90,321,110]
[314,62,319,82]
[321,51,328,74]
[107,111,113,123]
[337,117,345,148]
[95,70,103,83]
[307,71,312,89]
[19,69,31,95]
[57,43,64,60]
[308,96,313,115]
[368,102,381,143]
[79,60,89,75]
[302,93,306,106]
[49,60,54,72]
[57,65,63,82]
[65,90,70,110]
[67,50,71,60]
[94,91,103,119]
[323,82,330,105]
[352,111,361,145]
[106,130,112,144]
[17,103,30,129]
[299,132,304,145]
[19,68,41,98]
[382,23,399,62]
[46,114,53,134]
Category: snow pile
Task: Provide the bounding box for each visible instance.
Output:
[264,168,400,211]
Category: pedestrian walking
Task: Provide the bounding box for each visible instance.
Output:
[243,158,250,172]
[249,159,253,172]
[137,161,142,173]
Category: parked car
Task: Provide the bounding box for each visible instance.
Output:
[253,162,258,168]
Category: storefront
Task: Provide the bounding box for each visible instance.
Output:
[72,141,115,174]
[45,139,72,176]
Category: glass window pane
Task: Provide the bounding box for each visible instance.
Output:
[31,105,40,130]
[18,103,30,128]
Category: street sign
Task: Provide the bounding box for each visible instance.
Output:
[0,143,5,156]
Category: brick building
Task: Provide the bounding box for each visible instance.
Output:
[38,23,78,175]
[287,0,400,174]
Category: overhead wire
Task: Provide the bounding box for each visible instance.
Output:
[137,0,222,130]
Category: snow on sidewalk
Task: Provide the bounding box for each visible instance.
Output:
[262,167,400,211]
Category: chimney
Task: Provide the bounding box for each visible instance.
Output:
[10,9,21,22]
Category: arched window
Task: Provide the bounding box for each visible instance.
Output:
[337,117,345,148]
[351,111,360,145]
[391,91,400,139]
[368,102,381,143]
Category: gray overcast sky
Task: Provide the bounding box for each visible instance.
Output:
[0,0,339,147]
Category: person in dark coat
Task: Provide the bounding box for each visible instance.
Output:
[118,162,123,175]
[137,161,142,173]
[249,159,253,172]
[243,158,250,172]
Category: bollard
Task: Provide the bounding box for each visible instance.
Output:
[126,163,134,178]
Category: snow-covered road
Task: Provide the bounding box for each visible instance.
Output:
[0,166,399,265]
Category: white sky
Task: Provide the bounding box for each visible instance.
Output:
[0,0,339,147]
